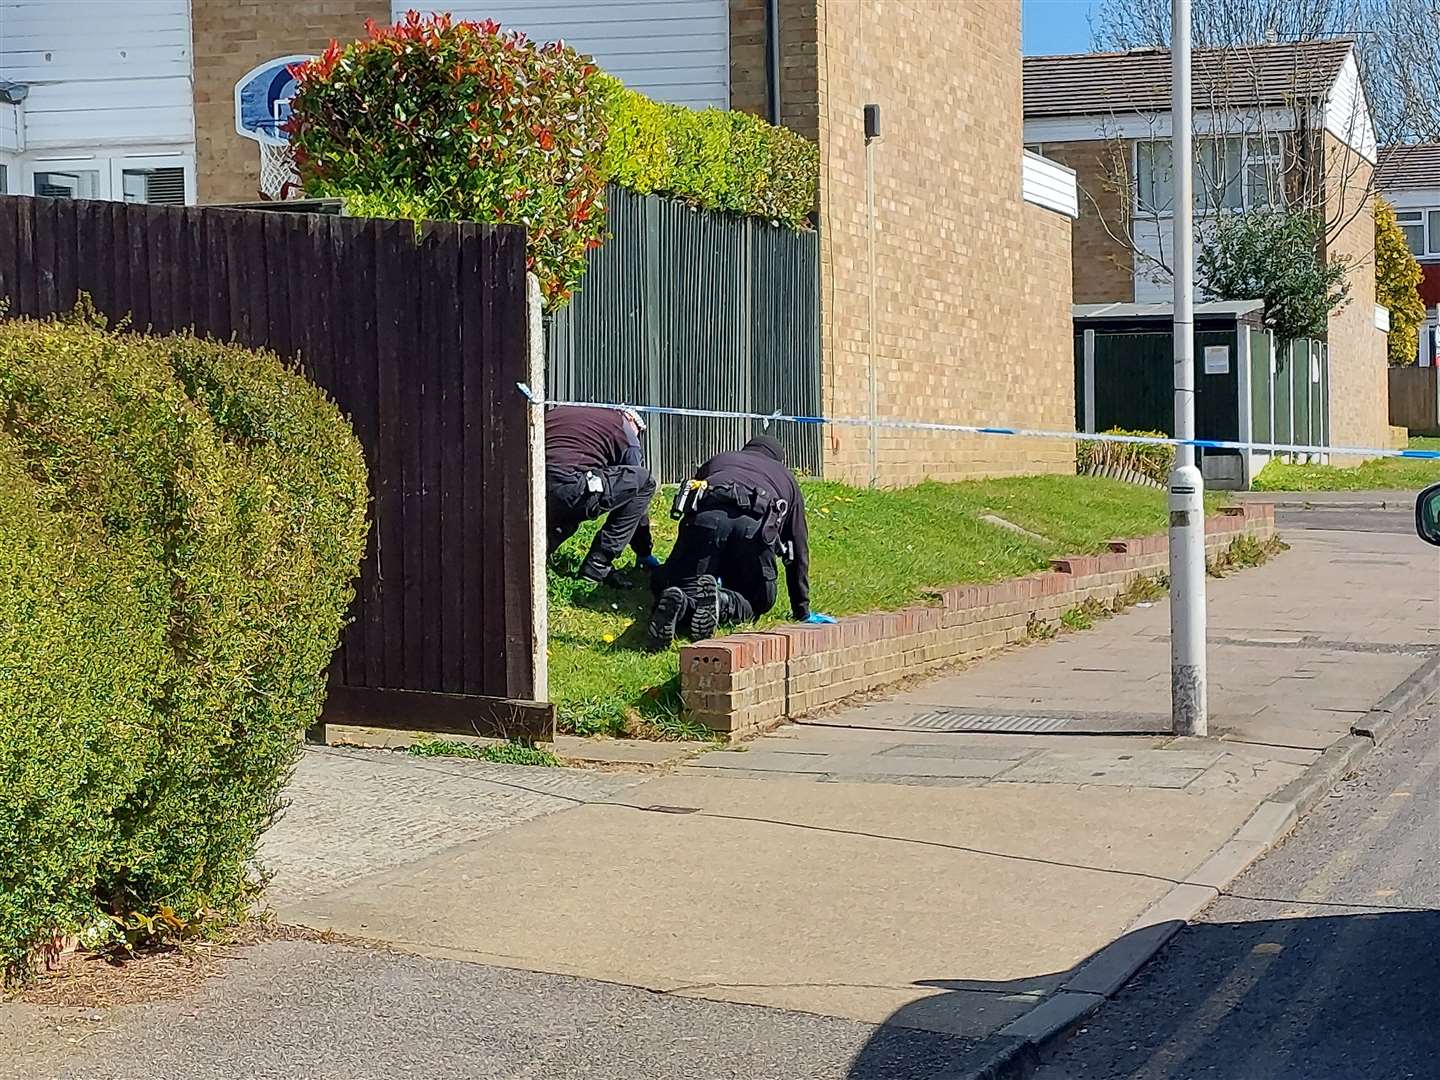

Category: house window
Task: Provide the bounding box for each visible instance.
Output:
[1395,208,1440,258]
[121,166,186,205]
[0,163,7,194]
[34,168,103,199]
[1136,136,1284,215]
[1397,210,1425,254]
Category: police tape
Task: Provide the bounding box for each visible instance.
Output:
[515,383,1440,462]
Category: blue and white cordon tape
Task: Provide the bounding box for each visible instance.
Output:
[516,383,1440,462]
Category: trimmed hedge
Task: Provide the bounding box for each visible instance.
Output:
[287,13,818,307]
[0,314,368,980]
[598,77,818,230]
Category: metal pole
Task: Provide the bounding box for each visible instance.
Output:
[865,131,879,488]
[1168,0,1207,736]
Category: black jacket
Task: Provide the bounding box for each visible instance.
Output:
[697,441,810,620]
[546,406,645,472]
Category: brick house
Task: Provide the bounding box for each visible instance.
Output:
[1022,39,1390,453]
[2,0,1079,483]
[1376,142,1440,363]
[453,0,1082,484]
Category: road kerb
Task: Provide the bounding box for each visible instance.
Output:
[1352,652,1440,743]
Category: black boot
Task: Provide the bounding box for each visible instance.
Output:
[685,575,721,641]
[647,587,690,650]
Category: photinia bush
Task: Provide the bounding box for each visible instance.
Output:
[287,12,608,306]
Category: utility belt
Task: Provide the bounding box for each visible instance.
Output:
[671,478,793,561]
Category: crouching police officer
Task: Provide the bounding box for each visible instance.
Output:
[648,434,834,648]
[546,405,658,585]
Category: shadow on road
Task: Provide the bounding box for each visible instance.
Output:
[848,909,1440,1079]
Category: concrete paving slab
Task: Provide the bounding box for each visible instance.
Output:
[692,750,836,773]
[261,747,641,904]
[279,773,1262,1037]
[992,749,1223,789]
[836,755,1023,779]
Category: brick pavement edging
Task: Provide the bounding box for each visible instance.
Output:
[679,503,1277,741]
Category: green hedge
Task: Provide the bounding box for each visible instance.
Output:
[598,77,818,230]
[0,314,368,980]
[287,14,818,307]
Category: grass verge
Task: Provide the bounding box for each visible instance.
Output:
[406,738,562,767]
[1252,436,1440,491]
[551,474,1224,738]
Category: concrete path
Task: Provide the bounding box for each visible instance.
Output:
[266,518,1436,1041]
[7,510,1435,1079]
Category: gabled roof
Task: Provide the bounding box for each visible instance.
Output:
[1024,39,1355,119]
[1377,143,1440,192]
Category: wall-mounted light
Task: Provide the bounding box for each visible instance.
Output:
[864,103,881,142]
[0,81,30,105]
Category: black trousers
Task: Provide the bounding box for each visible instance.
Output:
[547,465,655,579]
[654,506,778,623]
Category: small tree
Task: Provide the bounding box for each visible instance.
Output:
[1375,198,1426,365]
[1198,210,1351,343]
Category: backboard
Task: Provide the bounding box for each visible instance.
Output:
[234,55,313,146]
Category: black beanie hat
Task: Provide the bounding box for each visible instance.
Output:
[744,434,787,464]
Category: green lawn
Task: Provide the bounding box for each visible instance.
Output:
[1251,437,1440,492]
[549,474,1198,739]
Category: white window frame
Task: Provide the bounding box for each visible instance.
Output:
[0,153,15,195]
[19,150,195,205]
[1394,207,1440,259]
[1134,135,1286,217]
[25,155,110,199]
[110,152,196,205]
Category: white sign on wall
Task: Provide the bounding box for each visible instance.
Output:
[1203,345,1230,375]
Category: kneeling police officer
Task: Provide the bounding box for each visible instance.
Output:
[545,405,658,585]
[648,434,833,648]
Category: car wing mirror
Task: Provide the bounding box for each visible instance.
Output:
[1416,483,1440,546]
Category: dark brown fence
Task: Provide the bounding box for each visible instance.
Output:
[0,195,551,740]
[1389,365,1440,437]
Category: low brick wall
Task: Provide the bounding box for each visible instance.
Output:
[680,503,1277,741]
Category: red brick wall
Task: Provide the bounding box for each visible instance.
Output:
[680,503,1276,740]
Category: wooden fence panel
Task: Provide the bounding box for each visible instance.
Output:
[0,195,549,740]
[1389,366,1440,437]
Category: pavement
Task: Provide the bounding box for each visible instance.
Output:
[4,497,1436,1079]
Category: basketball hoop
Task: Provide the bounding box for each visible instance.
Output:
[258,139,302,201]
[235,55,312,201]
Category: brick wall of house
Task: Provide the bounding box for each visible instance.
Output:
[729,0,820,141]
[1040,140,1136,304]
[191,0,388,204]
[813,0,1076,485]
[1322,135,1390,455]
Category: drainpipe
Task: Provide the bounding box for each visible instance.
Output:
[765,0,782,126]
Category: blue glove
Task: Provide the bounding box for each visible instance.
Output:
[803,612,837,624]
[639,555,661,572]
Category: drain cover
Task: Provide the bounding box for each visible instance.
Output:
[894,710,1172,735]
[904,712,1072,733]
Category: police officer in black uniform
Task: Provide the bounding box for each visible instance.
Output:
[546,405,658,585]
[648,434,833,647]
